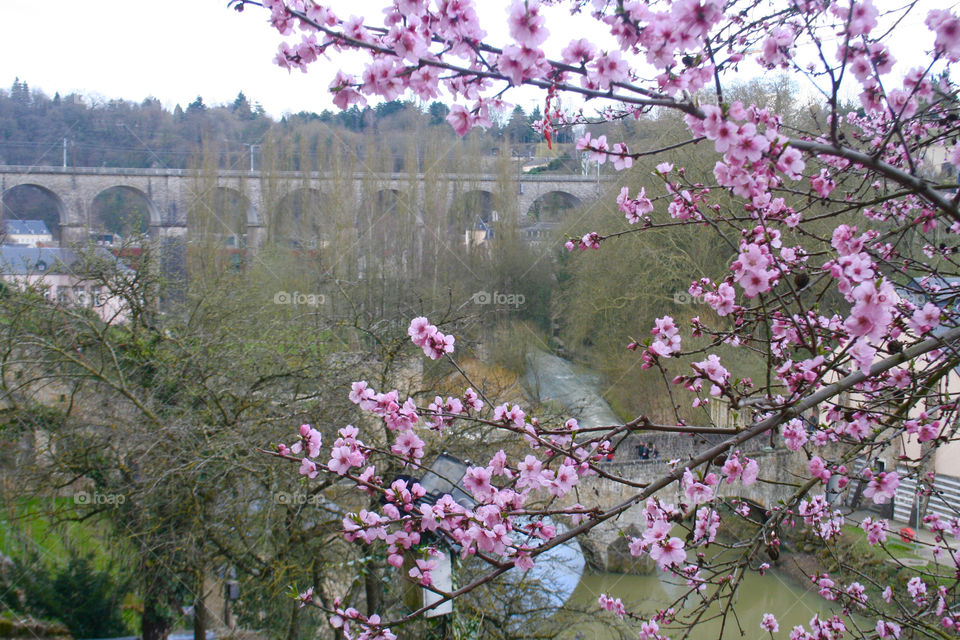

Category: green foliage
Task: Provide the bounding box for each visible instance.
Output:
[524,153,578,175]
[0,406,65,439]
[2,550,131,638]
[0,82,580,174]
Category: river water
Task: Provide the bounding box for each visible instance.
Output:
[555,568,827,639]
[524,350,829,639]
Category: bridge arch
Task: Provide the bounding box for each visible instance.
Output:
[522,190,582,243]
[525,190,582,222]
[356,188,416,277]
[188,186,257,246]
[273,187,326,249]
[90,186,157,241]
[1,184,66,242]
[450,188,499,247]
[357,189,401,238]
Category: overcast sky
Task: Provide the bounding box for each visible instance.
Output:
[0,0,950,119]
[0,0,348,116]
[0,0,567,117]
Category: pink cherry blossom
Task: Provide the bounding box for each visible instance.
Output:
[591,51,630,90]
[861,517,888,545]
[576,132,610,164]
[810,169,836,198]
[876,620,901,640]
[683,468,714,504]
[927,9,960,61]
[650,536,687,569]
[783,419,809,451]
[299,457,318,479]
[809,456,831,482]
[598,594,625,618]
[762,613,779,633]
[610,142,632,170]
[507,0,548,48]
[561,38,596,65]
[863,471,899,504]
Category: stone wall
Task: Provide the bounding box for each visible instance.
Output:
[568,443,814,572]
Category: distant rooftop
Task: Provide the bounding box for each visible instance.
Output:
[0,245,130,276]
[0,246,78,275]
[3,219,52,236]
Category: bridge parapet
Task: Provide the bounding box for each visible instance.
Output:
[0,164,612,183]
[569,446,808,572]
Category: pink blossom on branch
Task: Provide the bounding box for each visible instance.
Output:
[863,471,899,504]
[243,1,960,635]
[507,0,548,48]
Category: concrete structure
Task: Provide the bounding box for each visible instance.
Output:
[2,219,53,247]
[0,165,609,249]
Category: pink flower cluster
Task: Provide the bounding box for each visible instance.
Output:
[628,498,688,570]
[408,316,455,360]
[759,27,794,68]
[617,186,654,224]
[761,613,779,632]
[861,516,888,545]
[329,425,368,476]
[685,102,801,209]
[701,281,737,317]
[330,600,396,640]
[862,470,899,504]
[927,10,960,61]
[565,231,604,251]
[576,132,610,165]
[644,315,682,366]
[598,593,625,618]
[731,240,779,298]
[606,0,725,71]
[286,423,323,478]
[721,452,759,486]
[798,495,845,540]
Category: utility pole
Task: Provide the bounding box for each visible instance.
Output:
[244,144,258,173]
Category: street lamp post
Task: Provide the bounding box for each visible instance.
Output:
[398,453,474,619]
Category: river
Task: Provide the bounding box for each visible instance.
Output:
[524,349,829,639]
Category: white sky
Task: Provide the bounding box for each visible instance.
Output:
[0,0,950,119]
[0,0,584,117]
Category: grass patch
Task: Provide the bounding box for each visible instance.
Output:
[840,524,928,563]
[0,496,121,571]
[1,496,140,635]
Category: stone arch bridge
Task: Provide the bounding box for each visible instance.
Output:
[0,165,608,247]
[574,436,811,572]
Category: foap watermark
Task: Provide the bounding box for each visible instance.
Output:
[471,290,525,308]
[673,291,708,305]
[274,291,325,306]
[74,491,125,506]
[274,491,328,506]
